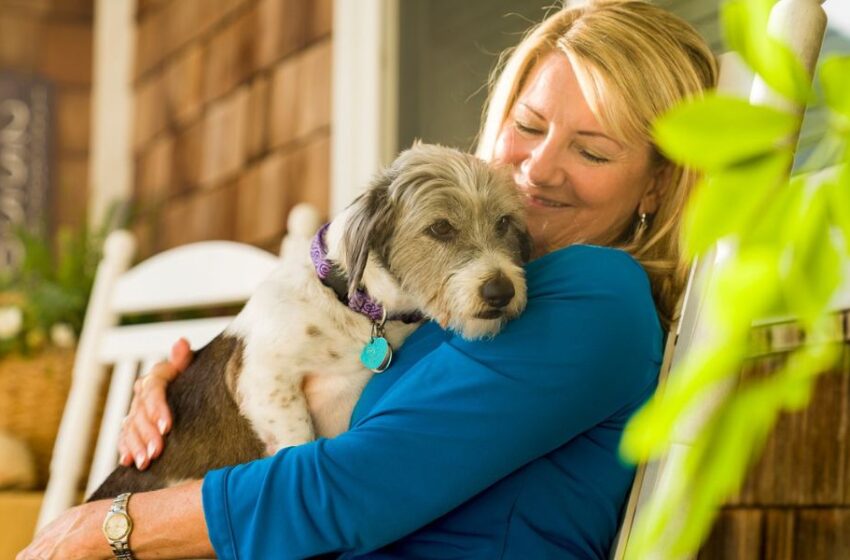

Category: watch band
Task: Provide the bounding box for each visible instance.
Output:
[106,493,136,560]
[112,543,135,560]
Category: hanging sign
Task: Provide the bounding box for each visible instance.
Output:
[0,72,53,272]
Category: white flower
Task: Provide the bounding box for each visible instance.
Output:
[0,306,23,340]
[50,323,76,349]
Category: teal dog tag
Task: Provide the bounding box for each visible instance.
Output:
[361,337,393,373]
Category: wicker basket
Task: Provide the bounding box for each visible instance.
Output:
[0,349,75,488]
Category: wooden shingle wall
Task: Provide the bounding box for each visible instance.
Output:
[132,0,331,258]
[0,0,94,232]
[697,313,850,559]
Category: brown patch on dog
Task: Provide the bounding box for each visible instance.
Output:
[88,334,265,501]
[306,325,322,337]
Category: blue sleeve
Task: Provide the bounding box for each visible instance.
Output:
[201,246,662,559]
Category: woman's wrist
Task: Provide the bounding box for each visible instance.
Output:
[71,500,115,559]
[122,480,214,558]
[89,501,117,559]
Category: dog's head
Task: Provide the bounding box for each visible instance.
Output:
[341,143,531,339]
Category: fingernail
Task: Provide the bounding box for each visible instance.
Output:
[120,453,130,466]
[157,419,167,435]
[135,452,146,469]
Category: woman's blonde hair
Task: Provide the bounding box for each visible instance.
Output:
[476,0,718,330]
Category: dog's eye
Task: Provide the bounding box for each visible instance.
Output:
[427,219,456,240]
[496,216,511,236]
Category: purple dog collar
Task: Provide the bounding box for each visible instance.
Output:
[310,223,423,325]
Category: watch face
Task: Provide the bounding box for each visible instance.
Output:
[104,513,131,540]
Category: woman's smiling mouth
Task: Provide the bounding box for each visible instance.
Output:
[521,192,571,209]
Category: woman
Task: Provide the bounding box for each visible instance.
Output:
[20,1,717,558]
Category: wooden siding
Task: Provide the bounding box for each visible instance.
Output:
[696,312,850,558]
[131,0,332,258]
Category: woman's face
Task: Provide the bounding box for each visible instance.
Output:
[493,51,659,257]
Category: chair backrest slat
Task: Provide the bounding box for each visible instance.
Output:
[97,317,236,363]
[85,359,141,495]
[111,241,279,314]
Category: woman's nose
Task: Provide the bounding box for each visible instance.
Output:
[520,142,566,188]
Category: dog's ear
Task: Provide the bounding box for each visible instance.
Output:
[342,172,396,298]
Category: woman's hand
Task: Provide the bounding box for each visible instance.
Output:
[118,338,194,470]
[20,483,214,559]
[17,501,111,560]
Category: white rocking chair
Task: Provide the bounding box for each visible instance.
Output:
[36,205,321,530]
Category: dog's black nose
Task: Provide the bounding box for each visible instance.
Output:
[480,274,515,308]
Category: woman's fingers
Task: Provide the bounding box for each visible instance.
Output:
[118,399,142,467]
[117,337,194,470]
[145,337,194,435]
[138,366,174,436]
[170,337,194,372]
[120,361,174,470]
[117,419,133,467]
[120,421,150,470]
[137,338,192,436]
[132,398,166,462]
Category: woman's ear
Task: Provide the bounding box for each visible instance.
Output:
[638,188,659,216]
[639,163,669,215]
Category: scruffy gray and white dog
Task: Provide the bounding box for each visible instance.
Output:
[89,143,531,500]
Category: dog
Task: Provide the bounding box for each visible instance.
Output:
[89,143,531,500]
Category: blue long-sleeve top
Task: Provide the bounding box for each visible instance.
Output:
[202,244,663,559]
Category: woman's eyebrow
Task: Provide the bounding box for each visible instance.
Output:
[518,102,545,120]
[576,130,623,149]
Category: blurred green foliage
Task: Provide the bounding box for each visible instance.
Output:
[0,223,106,357]
[620,0,850,557]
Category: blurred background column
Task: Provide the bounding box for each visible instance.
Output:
[87,0,135,232]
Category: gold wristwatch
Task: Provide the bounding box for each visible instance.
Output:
[102,492,136,560]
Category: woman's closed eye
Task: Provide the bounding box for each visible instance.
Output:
[578,149,610,164]
[515,120,610,164]
[514,121,542,136]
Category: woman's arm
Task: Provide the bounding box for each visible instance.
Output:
[22,247,660,559]
[203,248,663,559]
[18,481,211,560]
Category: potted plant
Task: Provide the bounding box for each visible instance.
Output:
[0,223,105,488]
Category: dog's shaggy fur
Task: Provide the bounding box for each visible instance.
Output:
[89,144,531,500]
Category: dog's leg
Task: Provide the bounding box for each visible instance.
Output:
[239,377,316,454]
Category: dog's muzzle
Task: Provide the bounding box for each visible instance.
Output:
[476,273,516,319]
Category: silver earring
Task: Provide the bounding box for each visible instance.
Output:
[636,212,648,237]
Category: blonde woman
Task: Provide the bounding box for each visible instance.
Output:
[21,2,716,558]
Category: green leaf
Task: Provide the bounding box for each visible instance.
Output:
[621,340,747,462]
[739,173,800,250]
[781,188,843,328]
[722,0,811,104]
[825,168,850,254]
[683,151,792,256]
[821,56,850,119]
[778,342,839,409]
[653,94,797,170]
[709,247,783,333]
